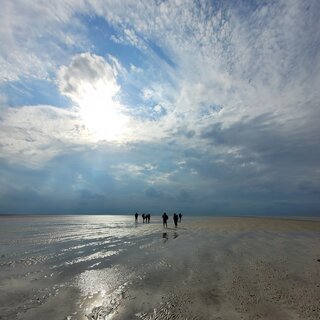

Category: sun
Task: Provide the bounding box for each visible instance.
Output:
[77,81,129,142]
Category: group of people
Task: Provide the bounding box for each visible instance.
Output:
[134,212,151,223]
[134,212,183,228]
[163,212,182,228]
[142,213,151,223]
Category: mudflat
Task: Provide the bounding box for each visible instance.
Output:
[114,217,320,320]
[0,216,319,319]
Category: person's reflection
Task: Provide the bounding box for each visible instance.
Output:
[173,232,178,239]
[162,232,168,243]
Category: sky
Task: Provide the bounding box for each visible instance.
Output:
[0,0,320,215]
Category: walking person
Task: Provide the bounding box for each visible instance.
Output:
[135,212,138,222]
[162,212,169,228]
[142,213,145,223]
[173,213,179,228]
[178,213,183,222]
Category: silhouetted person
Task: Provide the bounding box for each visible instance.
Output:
[162,212,169,228]
[173,213,179,228]
[142,213,146,223]
[146,213,151,223]
[135,212,138,222]
[179,213,182,222]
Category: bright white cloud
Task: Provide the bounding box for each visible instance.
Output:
[58,53,130,142]
[0,0,90,83]
[1,1,319,150]
[58,53,120,103]
[95,0,319,125]
[0,105,89,167]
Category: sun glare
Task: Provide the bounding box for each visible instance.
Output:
[77,82,128,142]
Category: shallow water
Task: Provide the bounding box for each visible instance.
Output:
[1,215,319,320]
[0,215,169,319]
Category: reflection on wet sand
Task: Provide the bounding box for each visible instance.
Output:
[162,233,168,243]
[1,216,320,320]
[162,231,179,243]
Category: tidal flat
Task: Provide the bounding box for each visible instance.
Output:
[0,215,319,319]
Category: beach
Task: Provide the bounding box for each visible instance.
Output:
[0,216,319,320]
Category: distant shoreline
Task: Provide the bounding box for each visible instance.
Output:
[0,213,320,220]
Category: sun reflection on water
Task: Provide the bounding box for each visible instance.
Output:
[75,267,132,319]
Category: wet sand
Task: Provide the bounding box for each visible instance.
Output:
[110,217,320,320]
[1,216,320,319]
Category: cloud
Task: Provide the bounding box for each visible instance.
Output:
[79,189,105,200]
[0,51,131,167]
[145,187,164,199]
[0,1,320,214]
[57,53,120,104]
[0,104,90,167]
[110,28,146,50]
[0,0,90,83]
[57,52,133,142]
